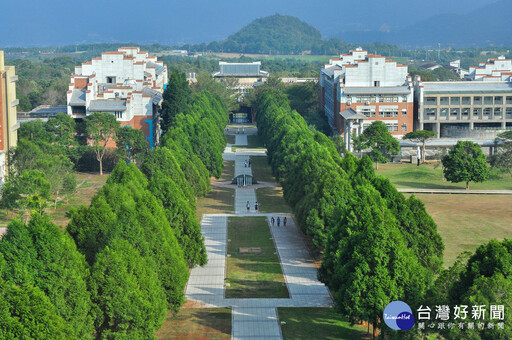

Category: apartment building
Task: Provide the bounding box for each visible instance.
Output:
[467,55,512,81]
[66,47,168,148]
[319,47,414,151]
[0,51,19,184]
[414,77,512,137]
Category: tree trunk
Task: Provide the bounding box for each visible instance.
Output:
[466,181,469,190]
[99,159,103,176]
[422,140,426,164]
[375,162,379,170]
[373,317,379,339]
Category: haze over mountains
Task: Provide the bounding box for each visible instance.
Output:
[1,0,509,48]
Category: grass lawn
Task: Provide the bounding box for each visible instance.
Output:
[411,194,512,267]
[0,173,108,230]
[196,187,234,220]
[226,216,289,298]
[156,308,231,339]
[246,134,265,148]
[256,187,292,213]
[278,307,371,340]
[226,134,235,144]
[218,160,234,183]
[376,163,512,190]
[250,156,275,183]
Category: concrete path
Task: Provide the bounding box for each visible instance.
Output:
[398,188,512,195]
[185,127,333,339]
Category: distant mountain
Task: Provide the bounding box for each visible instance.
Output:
[202,14,323,54]
[337,0,512,48]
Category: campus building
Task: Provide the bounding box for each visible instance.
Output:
[466,55,512,81]
[66,47,168,148]
[212,61,269,99]
[414,77,512,138]
[319,47,414,151]
[0,51,19,185]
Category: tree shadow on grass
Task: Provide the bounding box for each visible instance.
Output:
[393,181,462,190]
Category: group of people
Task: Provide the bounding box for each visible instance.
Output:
[270,216,287,227]
[246,201,258,212]
[244,159,251,168]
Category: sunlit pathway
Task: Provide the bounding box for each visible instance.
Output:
[185,126,333,340]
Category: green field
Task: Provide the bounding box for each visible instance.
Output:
[278,307,370,339]
[196,187,234,220]
[225,216,288,298]
[256,187,292,213]
[226,134,236,144]
[250,156,276,183]
[246,134,265,148]
[156,308,231,339]
[376,163,512,190]
[411,193,512,267]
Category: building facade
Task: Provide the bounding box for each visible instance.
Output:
[212,61,269,99]
[66,47,168,148]
[0,51,19,185]
[414,77,512,137]
[319,47,414,151]
[466,55,512,81]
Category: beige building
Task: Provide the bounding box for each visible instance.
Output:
[0,51,19,185]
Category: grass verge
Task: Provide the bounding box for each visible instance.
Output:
[278,307,371,339]
[196,187,234,220]
[250,156,275,183]
[410,193,512,267]
[376,163,512,190]
[156,308,231,339]
[226,216,289,298]
[256,187,292,213]
[226,134,235,144]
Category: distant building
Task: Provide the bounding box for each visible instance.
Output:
[319,47,414,152]
[212,61,269,99]
[0,51,19,185]
[414,76,512,138]
[446,60,469,79]
[466,55,512,81]
[17,105,67,123]
[280,77,318,85]
[66,47,168,148]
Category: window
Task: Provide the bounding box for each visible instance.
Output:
[494,107,502,116]
[387,123,398,132]
[106,76,116,84]
[425,97,437,105]
[450,97,460,105]
[440,108,448,116]
[507,107,512,116]
[425,108,437,118]
[495,96,503,105]
[374,81,380,87]
[461,97,471,105]
[71,106,86,114]
[473,108,481,117]
[484,108,492,115]
[114,111,123,119]
[402,109,407,118]
[507,96,512,104]
[484,96,493,105]
[402,123,407,132]
[462,108,470,117]
[402,96,408,103]
[440,97,449,105]
[450,108,460,117]
[474,96,482,105]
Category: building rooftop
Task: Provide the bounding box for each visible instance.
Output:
[69,89,86,106]
[89,99,126,112]
[340,108,366,120]
[344,86,411,95]
[214,61,269,77]
[422,81,512,94]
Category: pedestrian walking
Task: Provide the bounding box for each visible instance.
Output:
[255,201,258,211]
[248,159,251,167]
[244,160,247,168]
[246,201,250,212]
[283,217,287,227]
[277,217,281,227]
[271,217,275,226]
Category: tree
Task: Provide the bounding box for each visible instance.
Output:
[116,125,148,163]
[161,68,191,133]
[359,121,400,159]
[44,112,76,149]
[83,112,119,175]
[192,71,237,112]
[89,239,166,339]
[17,120,52,142]
[403,130,436,164]
[330,135,346,157]
[0,214,94,338]
[442,141,489,189]
[491,130,512,176]
[0,169,51,215]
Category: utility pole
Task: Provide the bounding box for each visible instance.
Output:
[438,43,441,60]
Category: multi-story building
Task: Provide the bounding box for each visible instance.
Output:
[414,77,512,137]
[212,61,269,99]
[319,47,414,151]
[466,55,512,81]
[0,51,19,185]
[66,47,168,148]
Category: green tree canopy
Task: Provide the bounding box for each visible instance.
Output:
[115,125,148,163]
[84,112,119,175]
[403,130,436,163]
[161,68,191,133]
[359,121,400,160]
[442,141,489,189]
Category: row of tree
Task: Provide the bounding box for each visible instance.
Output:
[254,86,444,337]
[0,83,228,337]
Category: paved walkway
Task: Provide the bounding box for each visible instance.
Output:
[186,127,333,339]
[397,188,512,195]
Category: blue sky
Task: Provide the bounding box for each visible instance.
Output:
[1,0,497,46]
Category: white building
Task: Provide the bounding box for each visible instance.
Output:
[66,47,168,148]
[467,55,512,81]
[319,47,414,152]
[212,62,269,99]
